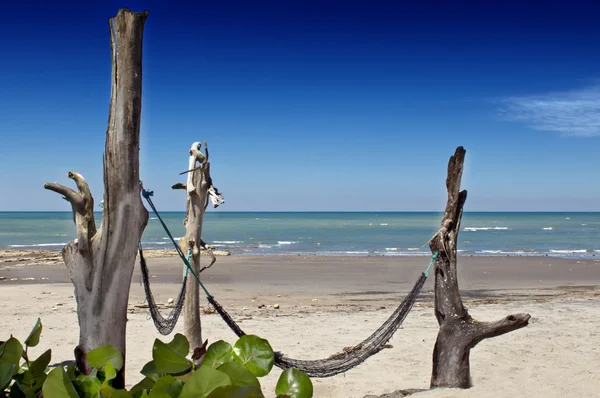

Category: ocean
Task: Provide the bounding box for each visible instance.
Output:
[0,212,598,258]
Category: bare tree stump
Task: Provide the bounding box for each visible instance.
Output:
[43,8,149,388]
[428,147,531,389]
[175,141,224,351]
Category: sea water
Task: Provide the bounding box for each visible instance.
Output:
[0,212,598,258]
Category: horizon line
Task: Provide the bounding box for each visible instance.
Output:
[1,210,599,214]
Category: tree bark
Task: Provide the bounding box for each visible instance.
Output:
[177,141,224,351]
[43,8,149,388]
[428,147,530,389]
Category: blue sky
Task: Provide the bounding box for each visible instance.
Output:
[1,0,599,211]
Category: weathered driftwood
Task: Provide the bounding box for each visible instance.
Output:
[428,147,530,388]
[43,8,149,388]
[173,141,224,350]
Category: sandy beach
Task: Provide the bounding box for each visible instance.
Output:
[1,252,600,397]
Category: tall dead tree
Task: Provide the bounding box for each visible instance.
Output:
[43,9,149,388]
[428,147,530,388]
[173,141,224,350]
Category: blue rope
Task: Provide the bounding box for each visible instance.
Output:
[424,251,439,277]
[142,189,211,298]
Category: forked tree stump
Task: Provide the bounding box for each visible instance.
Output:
[173,141,224,351]
[428,147,531,388]
[43,9,149,388]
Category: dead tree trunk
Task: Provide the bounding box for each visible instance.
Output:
[428,147,530,389]
[174,141,224,351]
[43,8,149,388]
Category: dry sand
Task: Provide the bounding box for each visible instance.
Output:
[1,252,600,397]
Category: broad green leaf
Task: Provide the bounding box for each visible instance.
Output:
[104,362,117,382]
[232,335,274,377]
[166,334,189,357]
[42,367,79,398]
[140,361,159,382]
[65,363,76,381]
[99,385,133,397]
[86,345,123,371]
[29,349,51,375]
[0,362,16,390]
[74,373,102,396]
[275,368,313,398]
[207,385,265,398]
[152,339,191,375]
[202,341,233,369]
[178,366,231,398]
[12,365,47,392]
[217,362,260,389]
[130,376,154,393]
[148,375,182,398]
[0,338,23,373]
[24,319,42,348]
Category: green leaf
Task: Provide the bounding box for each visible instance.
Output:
[275,368,313,398]
[152,339,192,375]
[99,385,133,397]
[29,349,51,375]
[140,361,160,382]
[65,363,76,381]
[104,362,117,382]
[207,385,265,398]
[178,366,231,398]
[0,338,23,374]
[24,319,42,348]
[130,377,154,394]
[166,334,189,357]
[202,341,233,369]
[9,381,28,397]
[0,362,16,390]
[74,372,102,396]
[217,362,260,389]
[232,335,274,377]
[86,345,124,371]
[148,375,183,398]
[42,367,79,398]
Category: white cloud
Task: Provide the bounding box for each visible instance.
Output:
[501,86,600,137]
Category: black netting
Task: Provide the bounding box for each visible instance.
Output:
[139,246,187,335]
[208,272,428,378]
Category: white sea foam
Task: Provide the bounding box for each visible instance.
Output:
[407,247,421,251]
[464,226,510,231]
[277,241,297,245]
[543,227,553,230]
[150,217,157,220]
[380,223,388,226]
[258,244,273,249]
[477,250,503,254]
[213,241,242,244]
[549,249,587,254]
[9,243,67,248]
[385,248,399,251]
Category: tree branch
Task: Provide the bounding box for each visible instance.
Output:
[198,239,216,273]
[172,183,187,190]
[472,313,531,344]
[44,182,84,211]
